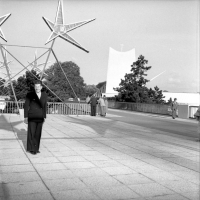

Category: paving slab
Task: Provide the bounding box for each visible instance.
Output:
[0,113,199,200]
[0,172,41,183]
[0,192,54,200]
[127,182,175,197]
[52,189,101,200]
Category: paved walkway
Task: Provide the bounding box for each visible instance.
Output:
[0,113,199,200]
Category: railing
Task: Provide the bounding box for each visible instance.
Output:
[0,101,91,115]
[47,102,91,115]
[108,101,169,115]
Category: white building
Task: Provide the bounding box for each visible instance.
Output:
[163,92,199,106]
[105,47,135,97]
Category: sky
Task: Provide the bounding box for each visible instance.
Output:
[0,0,199,93]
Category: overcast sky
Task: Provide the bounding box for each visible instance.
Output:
[0,0,199,93]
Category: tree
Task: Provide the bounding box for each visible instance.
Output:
[114,55,151,102]
[13,75,28,100]
[0,78,9,96]
[11,70,41,100]
[114,55,165,104]
[150,86,165,104]
[85,85,98,96]
[45,61,86,101]
[25,70,41,92]
[166,97,173,105]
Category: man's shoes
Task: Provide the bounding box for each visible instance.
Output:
[37,150,40,153]
[30,151,36,155]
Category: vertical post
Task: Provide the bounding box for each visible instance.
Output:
[40,39,55,80]
[0,44,20,114]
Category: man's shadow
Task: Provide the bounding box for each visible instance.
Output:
[16,128,27,151]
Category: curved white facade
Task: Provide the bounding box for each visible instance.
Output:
[105,47,135,95]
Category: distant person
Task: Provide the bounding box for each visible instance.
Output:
[24,80,47,155]
[171,98,178,119]
[103,95,108,116]
[88,94,98,116]
[98,95,106,116]
[194,106,200,136]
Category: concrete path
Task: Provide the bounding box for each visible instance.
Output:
[0,113,199,200]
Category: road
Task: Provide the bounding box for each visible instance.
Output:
[106,108,199,141]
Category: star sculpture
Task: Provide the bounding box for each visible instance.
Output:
[0,13,11,42]
[28,50,49,77]
[43,0,95,53]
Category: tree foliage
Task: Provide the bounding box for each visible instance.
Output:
[45,61,86,101]
[114,55,165,104]
[85,85,98,97]
[13,70,40,100]
[0,78,9,96]
[1,61,88,102]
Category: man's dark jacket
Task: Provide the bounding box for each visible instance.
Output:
[89,96,98,106]
[24,91,47,121]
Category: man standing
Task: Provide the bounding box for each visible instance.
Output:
[88,94,98,116]
[171,98,178,119]
[24,80,47,155]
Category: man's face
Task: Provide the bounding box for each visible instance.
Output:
[34,84,42,93]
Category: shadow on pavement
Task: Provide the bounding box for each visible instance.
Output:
[61,115,118,137]
[16,129,27,151]
[0,114,27,150]
[0,183,10,199]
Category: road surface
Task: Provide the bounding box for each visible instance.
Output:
[106,109,199,141]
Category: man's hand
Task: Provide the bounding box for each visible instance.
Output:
[24,118,28,124]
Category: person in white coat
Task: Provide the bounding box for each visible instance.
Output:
[98,96,106,116]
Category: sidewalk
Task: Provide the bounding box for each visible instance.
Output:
[0,113,199,200]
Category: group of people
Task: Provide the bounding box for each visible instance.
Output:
[86,94,108,117]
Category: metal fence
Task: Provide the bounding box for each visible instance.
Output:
[0,101,91,115]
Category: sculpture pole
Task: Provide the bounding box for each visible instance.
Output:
[0,47,49,88]
[40,39,55,80]
[0,44,19,113]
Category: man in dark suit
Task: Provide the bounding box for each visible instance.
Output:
[24,80,47,155]
[88,94,98,116]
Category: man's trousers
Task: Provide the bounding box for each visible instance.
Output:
[27,121,43,152]
[91,105,97,116]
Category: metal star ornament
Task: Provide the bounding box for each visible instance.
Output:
[43,0,95,53]
[0,13,11,42]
